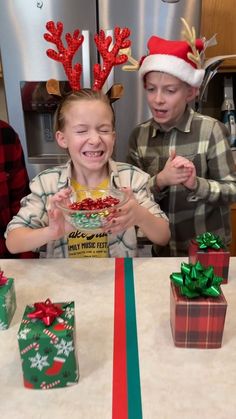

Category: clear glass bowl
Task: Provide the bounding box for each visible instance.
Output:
[56,188,128,233]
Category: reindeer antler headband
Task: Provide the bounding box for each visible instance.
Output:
[44,21,131,95]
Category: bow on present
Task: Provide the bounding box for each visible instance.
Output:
[27,298,63,326]
[170,261,223,298]
[0,270,8,286]
[196,232,225,250]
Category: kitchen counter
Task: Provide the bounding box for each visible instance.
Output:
[1,257,236,419]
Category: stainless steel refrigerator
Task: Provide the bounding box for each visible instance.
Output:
[0,0,202,179]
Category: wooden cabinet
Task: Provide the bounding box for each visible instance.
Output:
[201,0,236,70]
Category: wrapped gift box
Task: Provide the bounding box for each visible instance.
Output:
[189,239,230,284]
[17,300,79,389]
[0,277,16,330]
[170,282,227,348]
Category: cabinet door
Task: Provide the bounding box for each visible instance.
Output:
[201,0,236,69]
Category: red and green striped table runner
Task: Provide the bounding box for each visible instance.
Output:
[112,258,142,419]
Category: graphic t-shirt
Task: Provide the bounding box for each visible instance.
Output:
[67,179,109,258]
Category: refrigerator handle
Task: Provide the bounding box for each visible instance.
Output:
[82,30,91,88]
[103,29,114,92]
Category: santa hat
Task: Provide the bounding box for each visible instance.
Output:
[139,36,205,87]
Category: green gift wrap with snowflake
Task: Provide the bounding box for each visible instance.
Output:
[0,270,16,330]
[17,299,79,389]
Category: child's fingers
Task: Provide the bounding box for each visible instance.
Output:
[48,188,72,209]
[169,149,176,160]
[120,186,134,200]
[172,157,194,169]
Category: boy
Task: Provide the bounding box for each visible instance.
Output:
[127,33,236,256]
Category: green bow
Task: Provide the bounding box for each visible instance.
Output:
[196,232,225,250]
[170,261,223,298]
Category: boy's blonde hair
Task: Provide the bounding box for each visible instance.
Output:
[54,88,115,133]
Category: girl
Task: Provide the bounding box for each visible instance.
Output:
[5,89,170,258]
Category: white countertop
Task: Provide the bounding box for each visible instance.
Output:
[1,257,236,419]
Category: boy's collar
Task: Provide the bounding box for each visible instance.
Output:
[176,106,194,132]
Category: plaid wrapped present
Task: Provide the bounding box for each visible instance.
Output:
[189,233,230,284]
[170,283,227,348]
[17,299,79,389]
[170,261,227,348]
[0,270,16,330]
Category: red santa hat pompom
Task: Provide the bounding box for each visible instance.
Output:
[139,35,205,87]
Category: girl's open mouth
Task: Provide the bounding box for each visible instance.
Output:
[83,151,104,157]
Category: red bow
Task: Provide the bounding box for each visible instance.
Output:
[27,298,63,326]
[0,271,8,286]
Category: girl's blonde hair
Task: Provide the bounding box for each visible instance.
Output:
[54,88,115,133]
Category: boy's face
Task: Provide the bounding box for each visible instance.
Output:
[145,72,197,130]
[56,99,115,178]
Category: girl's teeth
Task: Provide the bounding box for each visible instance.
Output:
[85,151,102,157]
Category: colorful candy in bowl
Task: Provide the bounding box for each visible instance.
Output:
[57,188,128,232]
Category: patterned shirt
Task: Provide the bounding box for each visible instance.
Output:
[127,106,236,256]
[5,159,168,258]
[0,120,34,258]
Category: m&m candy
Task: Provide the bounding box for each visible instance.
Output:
[68,196,120,230]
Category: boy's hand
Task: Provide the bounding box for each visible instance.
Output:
[181,164,197,190]
[156,152,194,189]
[170,155,197,189]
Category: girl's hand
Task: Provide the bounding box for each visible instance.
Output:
[103,188,143,235]
[47,188,75,240]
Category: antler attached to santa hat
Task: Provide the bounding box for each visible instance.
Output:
[181,17,203,69]
[44,21,131,92]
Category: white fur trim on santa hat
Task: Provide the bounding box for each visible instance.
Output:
[139,54,205,87]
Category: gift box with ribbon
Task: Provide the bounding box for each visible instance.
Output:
[0,269,16,330]
[170,261,227,348]
[17,299,79,389]
[188,232,230,284]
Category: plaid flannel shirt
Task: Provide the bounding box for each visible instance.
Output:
[0,120,35,258]
[127,106,236,256]
[5,159,167,258]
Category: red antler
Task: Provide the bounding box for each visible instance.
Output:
[93,27,131,91]
[44,21,84,91]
